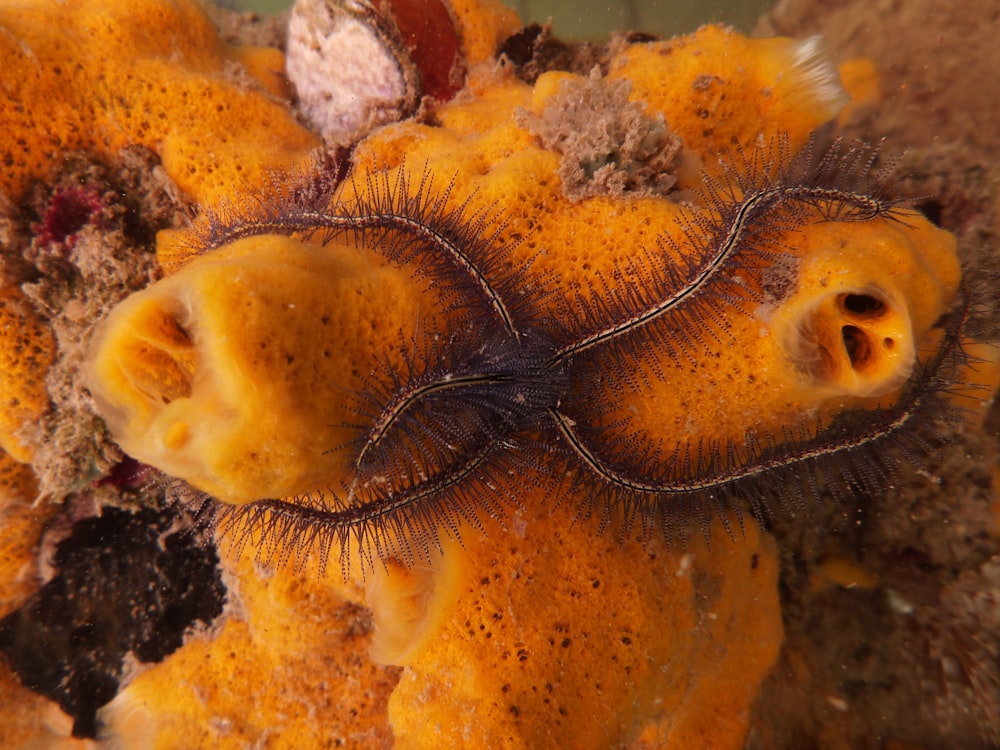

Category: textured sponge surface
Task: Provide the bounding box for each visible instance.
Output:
[87,234,432,502]
[0,0,319,205]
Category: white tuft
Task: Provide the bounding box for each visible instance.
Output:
[787,35,851,122]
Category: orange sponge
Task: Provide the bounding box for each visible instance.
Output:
[0,450,44,619]
[0,286,56,464]
[86,234,436,503]
[385,499,782,750]
[0,0,319,206]
[609,26,849,182]
[72,18,966,750]
[103,549,399,750]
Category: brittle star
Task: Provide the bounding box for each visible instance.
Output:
[171,138,973,578]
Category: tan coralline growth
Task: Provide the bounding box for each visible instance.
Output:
[515,68,683,201]
[0,0,320,207]
[0,287,56,464]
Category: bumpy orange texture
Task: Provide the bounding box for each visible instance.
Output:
[0,286,56,463]
[0,0,319,206]
[87,234,438,503]
[103,549,398,750]
[386,499,781,750]
[0,450,43,619]
[608,26,849,182]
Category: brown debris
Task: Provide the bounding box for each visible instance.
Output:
[7,148,191,499]
[516,67,681,202]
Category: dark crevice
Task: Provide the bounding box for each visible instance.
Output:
[0,499,225,739]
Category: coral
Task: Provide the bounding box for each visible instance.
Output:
[10,152,171,499]
[515,68,683,201]
[0,0,319,206]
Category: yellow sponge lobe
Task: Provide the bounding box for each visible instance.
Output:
[769,211,960,401]
[86,234,432,502]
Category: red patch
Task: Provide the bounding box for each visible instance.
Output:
[94,457,157,490]
[379,0,465,102]
[41,187,103,245]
